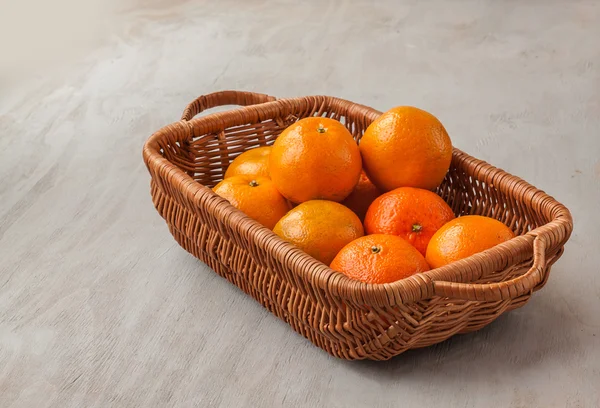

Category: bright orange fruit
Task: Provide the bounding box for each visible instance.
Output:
[270,117,362,203]
[213,175,291,229]
[360,106,452,192]
[341,170,382,221]
[273,200,364,265]
[364,187,455,256]
[224,146,272,179]
[330,234,430,284]
[426,215,516,268]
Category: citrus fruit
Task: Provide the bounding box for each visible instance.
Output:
[360,106,452,192]
[273,200,364,265]
[425,215,516,268]
[341,170,382,221]
[364,187,455,256]
[330,234,430,284]
[224,146,271,179]
[270,117,362,203]
[213,175,291,229]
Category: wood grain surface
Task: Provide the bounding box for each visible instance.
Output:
[1,1,599,407]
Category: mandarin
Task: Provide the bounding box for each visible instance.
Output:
[270,117,362,203]
[273,200,363,265]
[360,106,452,192]
[330,234,429,284]
[224,146,271,179]
[425,215,516,268]
[341,170,382,221]
[364,187,455,256]
[213,175,290,229]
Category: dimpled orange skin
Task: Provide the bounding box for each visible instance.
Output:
[364,187,455,256]
[273,200,364,265]
[426,215,516,268]
[330,234,430,284]
[224,146,272,179]
[341,171,382,221]
[213,176,291,230]
[360,106,452,192]
[270,117,362,203]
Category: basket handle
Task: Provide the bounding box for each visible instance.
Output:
[431,235,547,301]
[181,90,276,121]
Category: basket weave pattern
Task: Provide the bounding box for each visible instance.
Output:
[143,91,573,360]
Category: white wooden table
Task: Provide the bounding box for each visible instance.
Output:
[1,1,598,406]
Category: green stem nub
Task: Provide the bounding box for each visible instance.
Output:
[412,224,422,233]
[371,246,382,254]
[316,124,327,133]
[249,180,259,187]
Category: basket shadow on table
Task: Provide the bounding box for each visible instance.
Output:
[343,283,580,380]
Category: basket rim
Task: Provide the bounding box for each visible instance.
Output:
[143,94,573,307]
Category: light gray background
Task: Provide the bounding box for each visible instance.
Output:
[1,1,599,407]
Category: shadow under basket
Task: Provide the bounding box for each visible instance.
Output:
[143,91,573,360]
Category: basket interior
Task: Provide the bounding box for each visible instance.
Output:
[157,100,553,237]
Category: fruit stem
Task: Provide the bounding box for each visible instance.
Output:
[249,180,259,187]
[371,246,381,254]
[316,124,327,133]
[412,224,422,233]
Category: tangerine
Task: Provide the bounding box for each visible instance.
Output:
[213,175,290,229]
[224,146,271,179]
[425,215,516,268]
[330,234,430,284]
[273,200,364,265]
[360,106,452,191]
[270,117,362,203]
[341,170,382,221]
[364,187,455,256]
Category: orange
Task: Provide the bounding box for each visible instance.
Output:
[224,146,272,179]
[364,187,455,256]
[330,234,430,284]
[341,170,382,221]
[273,200,364,265]
[270,117,362,203]
[426,215,516,268]
[213,175,291,229]
[360,106,452,192]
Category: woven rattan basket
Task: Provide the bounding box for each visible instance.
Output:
[143,91,573,360]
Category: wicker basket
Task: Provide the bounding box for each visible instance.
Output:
[143,91,573,360]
